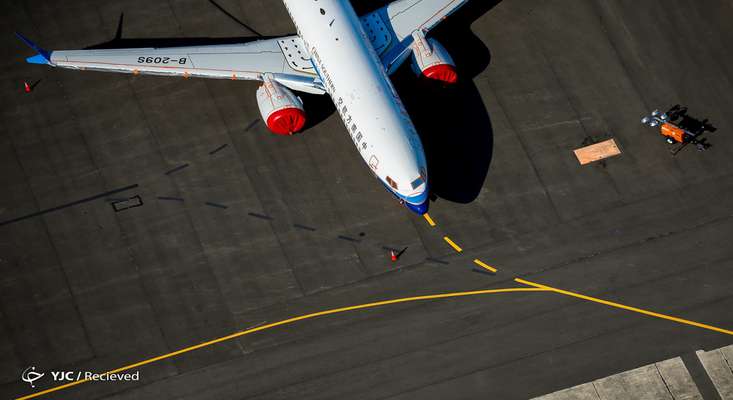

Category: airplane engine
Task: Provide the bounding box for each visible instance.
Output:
[256,78,306,135]
[410,34,457,84]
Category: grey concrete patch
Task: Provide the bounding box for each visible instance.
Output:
[534,382,600,400]
[593,364,673,400]
[657,357,704,400]
[696,348,733,399]
[534,351,729,400]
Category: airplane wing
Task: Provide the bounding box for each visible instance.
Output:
[359,0,470,74]
[16,33,326,94]
[17,1,468,92]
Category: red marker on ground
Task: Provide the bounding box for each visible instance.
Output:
[23,81,31,93]
[390,250,397,262]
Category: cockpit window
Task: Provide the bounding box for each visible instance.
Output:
[386,176,398,190]
[410,176,424,190]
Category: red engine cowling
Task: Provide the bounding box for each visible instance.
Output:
[256,77,306,135]
[410,32,458,84]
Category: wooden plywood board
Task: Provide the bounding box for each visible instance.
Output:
[574,138,622,165]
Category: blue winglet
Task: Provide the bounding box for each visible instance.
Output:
[15,32,52,65]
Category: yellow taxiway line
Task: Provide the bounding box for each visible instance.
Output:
[443,236,463,252]
[17,274,731,400]
[423,213,436,227]
[515,278,733,336]
[15,287,548,400]
[473,259,498,273]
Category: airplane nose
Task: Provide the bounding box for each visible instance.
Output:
[405,199,429,215]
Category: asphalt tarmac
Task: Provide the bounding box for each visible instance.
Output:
[1,1,732,399]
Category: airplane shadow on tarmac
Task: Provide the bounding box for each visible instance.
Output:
[316,0,502,204]
[397,1,501,204]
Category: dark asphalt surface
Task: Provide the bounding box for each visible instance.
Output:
[1,1,732,399]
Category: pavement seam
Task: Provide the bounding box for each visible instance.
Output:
[508,211,733,285]
[299,124,373,278]
[653,362,676,400]
[481,61,563,225]
[197,81,310,299]
[156,5,301,358]
[590,0,655,122]
[121,77,189,372]
[591,382,602,400]
[3,17,98,363]
[0,298,25,386]
[527,6,623,200]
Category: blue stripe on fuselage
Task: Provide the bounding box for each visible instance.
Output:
[310,60,325,84]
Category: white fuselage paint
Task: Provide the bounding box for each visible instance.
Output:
[283,0,428,207]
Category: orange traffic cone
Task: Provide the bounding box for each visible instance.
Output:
[23,81,31,93]
[390,250,397,262]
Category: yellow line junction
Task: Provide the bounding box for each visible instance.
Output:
[17,276,733,399]
[516,278,733,336]
[15,212,732,399]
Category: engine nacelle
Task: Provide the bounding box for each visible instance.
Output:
[256,76,306,135]
[410,32,458,84]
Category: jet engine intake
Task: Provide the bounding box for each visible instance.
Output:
[256,76,306,135]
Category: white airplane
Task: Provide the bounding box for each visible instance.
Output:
[17,0,470,215]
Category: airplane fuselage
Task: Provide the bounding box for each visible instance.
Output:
[284,0,429,214]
